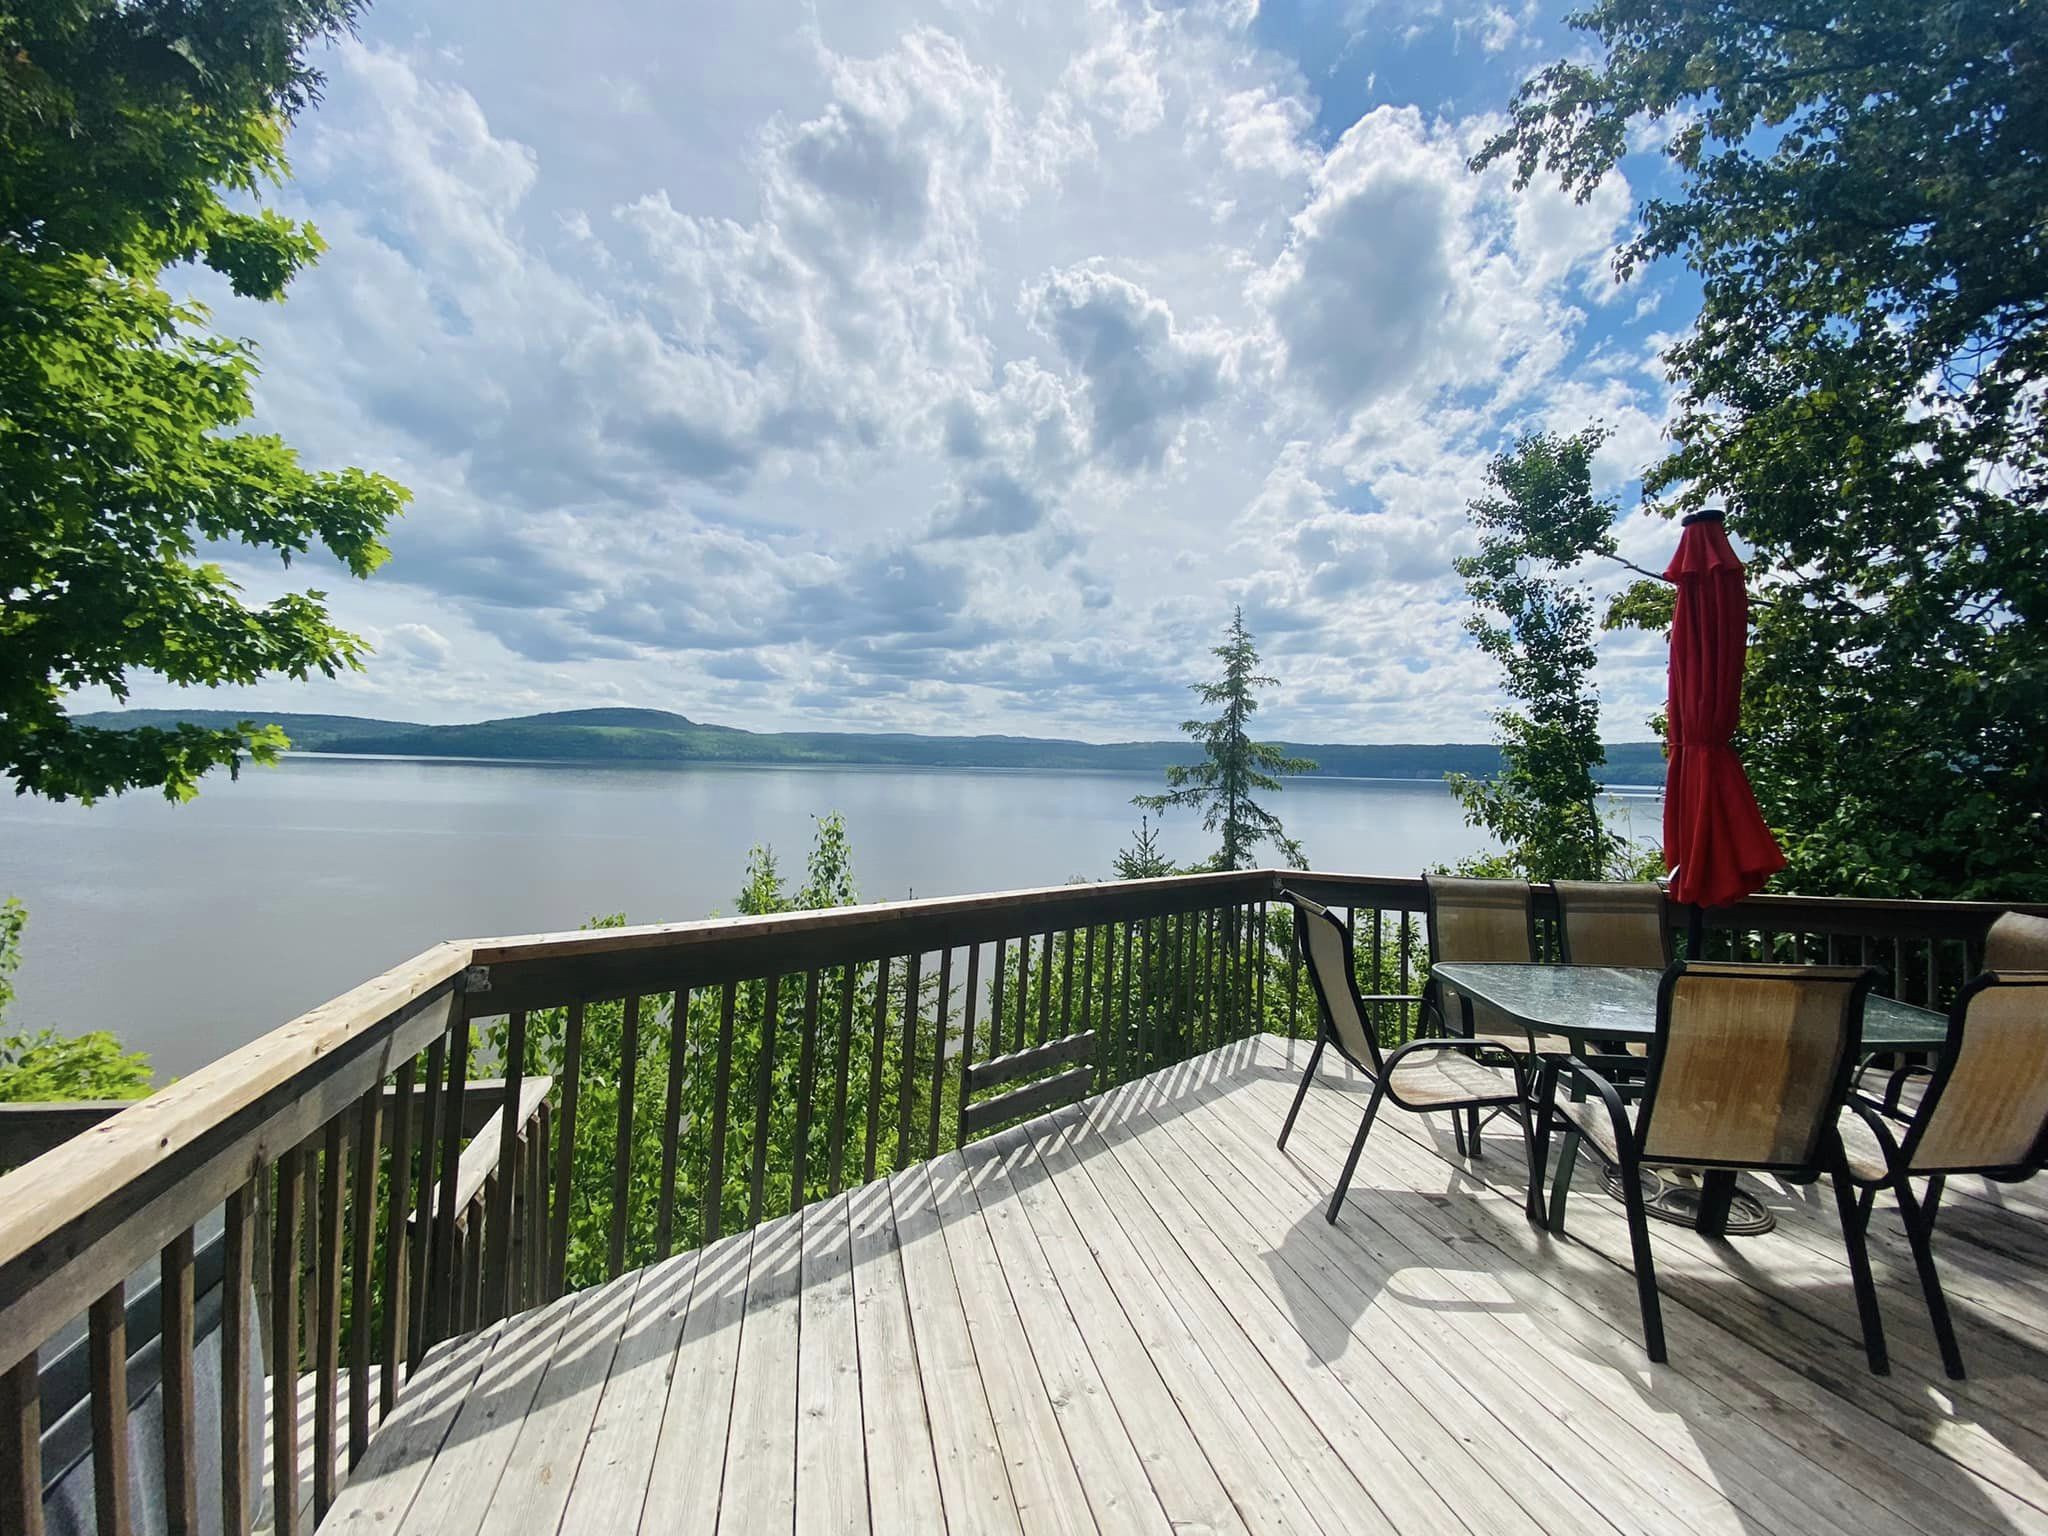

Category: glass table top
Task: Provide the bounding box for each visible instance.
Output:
[1432,963,1950,1053]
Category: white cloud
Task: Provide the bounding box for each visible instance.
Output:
[138,0,1679,744]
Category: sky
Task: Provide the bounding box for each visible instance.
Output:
[122,0,1696,744]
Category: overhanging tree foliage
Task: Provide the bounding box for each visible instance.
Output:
[2,0,410,802]
[1476,0,2048,899]
[1136,608,1315,871]
[1447,430,1646,882]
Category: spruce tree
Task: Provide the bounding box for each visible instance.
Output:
[1136,609,1315,870]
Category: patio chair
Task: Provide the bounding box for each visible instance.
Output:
[1553,880,1671,969]
[1841,968,2048,1378]
[1278,892,1530,1221]
[1529,960,1887,1371]
[1857,909,2048,1118]
[1422,875,1549,1156]
[1987,910,2048,970]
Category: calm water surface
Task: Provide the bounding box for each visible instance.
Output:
[0,755,1662,1077]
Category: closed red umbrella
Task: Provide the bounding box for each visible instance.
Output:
[1663,509,1784,913]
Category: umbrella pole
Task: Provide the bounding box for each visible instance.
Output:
[1686,904,1707,960]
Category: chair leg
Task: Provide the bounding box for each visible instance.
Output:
[1828,1141,1890,1376]
[1894,1177,1964,1380]
[1616,1148,1666,1363]
[1548,1129,1584,1235]
[1467,1104,1483,1159]
[1278,1038,1325,1151]
[1452,1107,1468,1158]
[1327,1081,1387,1224]
[1923,1174,1946,1233]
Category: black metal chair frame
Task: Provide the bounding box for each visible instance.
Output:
[1279,892,1532,1223]
[1527,960,1889,1373]
[1844,971,2048,1380]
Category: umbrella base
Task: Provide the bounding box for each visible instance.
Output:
[1599,1164,1775,1235]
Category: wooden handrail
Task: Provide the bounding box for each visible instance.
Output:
[463,869,1276,1014]
[0,1076,546,1171]
[439,1076,552,1220]
[0,942,467,1377]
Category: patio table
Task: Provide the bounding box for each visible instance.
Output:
[1432,962,1949,1235]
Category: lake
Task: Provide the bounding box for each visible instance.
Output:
[0,755,1663,1078]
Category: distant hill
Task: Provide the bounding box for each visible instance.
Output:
[74,708,1669,786]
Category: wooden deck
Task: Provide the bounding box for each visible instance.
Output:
[321,1036,2048,1535]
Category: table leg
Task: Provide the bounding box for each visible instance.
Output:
[1695,1170,1737,1236]
[1548,1129,1583,1232]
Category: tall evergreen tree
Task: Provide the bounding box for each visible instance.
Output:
[1136,609,1315,870]
[1446,431,1638,881]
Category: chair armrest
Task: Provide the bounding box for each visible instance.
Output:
[1854,1060,1932,1121]
[1547,1054,1636,1157]
[1574,1052,1650,1077]
[1843,1097,1905,1185]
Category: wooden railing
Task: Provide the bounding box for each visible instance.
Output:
[0,869,2038,1535]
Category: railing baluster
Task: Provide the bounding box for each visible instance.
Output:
[1039,931,1057,1046]
[708,982,737,1241]
[658,986,692,1255]
[863,959,892,1183]
[89,1283,130,1536]
[1245,897,1261,1040]
[1060,930,1076,1039]
[792,971,820,1210]
[432,1009,471,1346]
[2,1351,40,1536]
[161,1229,198,1536]
[608,995,641,1280]
[549,1003,583,1297]
[1079,927,1096,1054]
[1398,909,1414,1040]
[221,1181,254,1536]
[1216,907,1229,1046]
[926,948,951,1158]
[1228,904,1240,1040]
[490,1009,528,1313]
[956,945,981,1151]
[409,1038,443,1370]
[527,1108,547,1307]
[991,938,1009,1055]
[1118,922,1134,1081]
[512,1128,531,1312]
[381,1059,414,1413]
[827,965,856,1196]
[1012,937,1028,1054]
[270,1147,303,1536]
[315,1119,344,1523]
[750,976,783,1226]
[348,1086,380,1466]
[894,956,921,1172]
[1288,909,1300,1037]
[462,1198,485,1327]
[1140,918,1156,1071]
[1370,907,1384,1024]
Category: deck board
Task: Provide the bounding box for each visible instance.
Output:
[322,1035,2048,1536]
